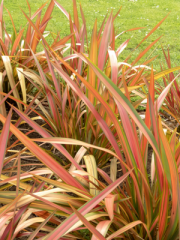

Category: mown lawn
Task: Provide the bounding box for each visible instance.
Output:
[3,0,180,70]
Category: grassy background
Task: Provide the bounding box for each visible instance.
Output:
[3,0,180,70]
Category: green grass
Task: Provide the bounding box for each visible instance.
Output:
[3,0,180,70]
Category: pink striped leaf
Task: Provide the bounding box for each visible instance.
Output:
[44,170,132,239]
[0,113,86,191]
[91,220,112,240]
[11,105,83,171]
[0,109,12,175]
